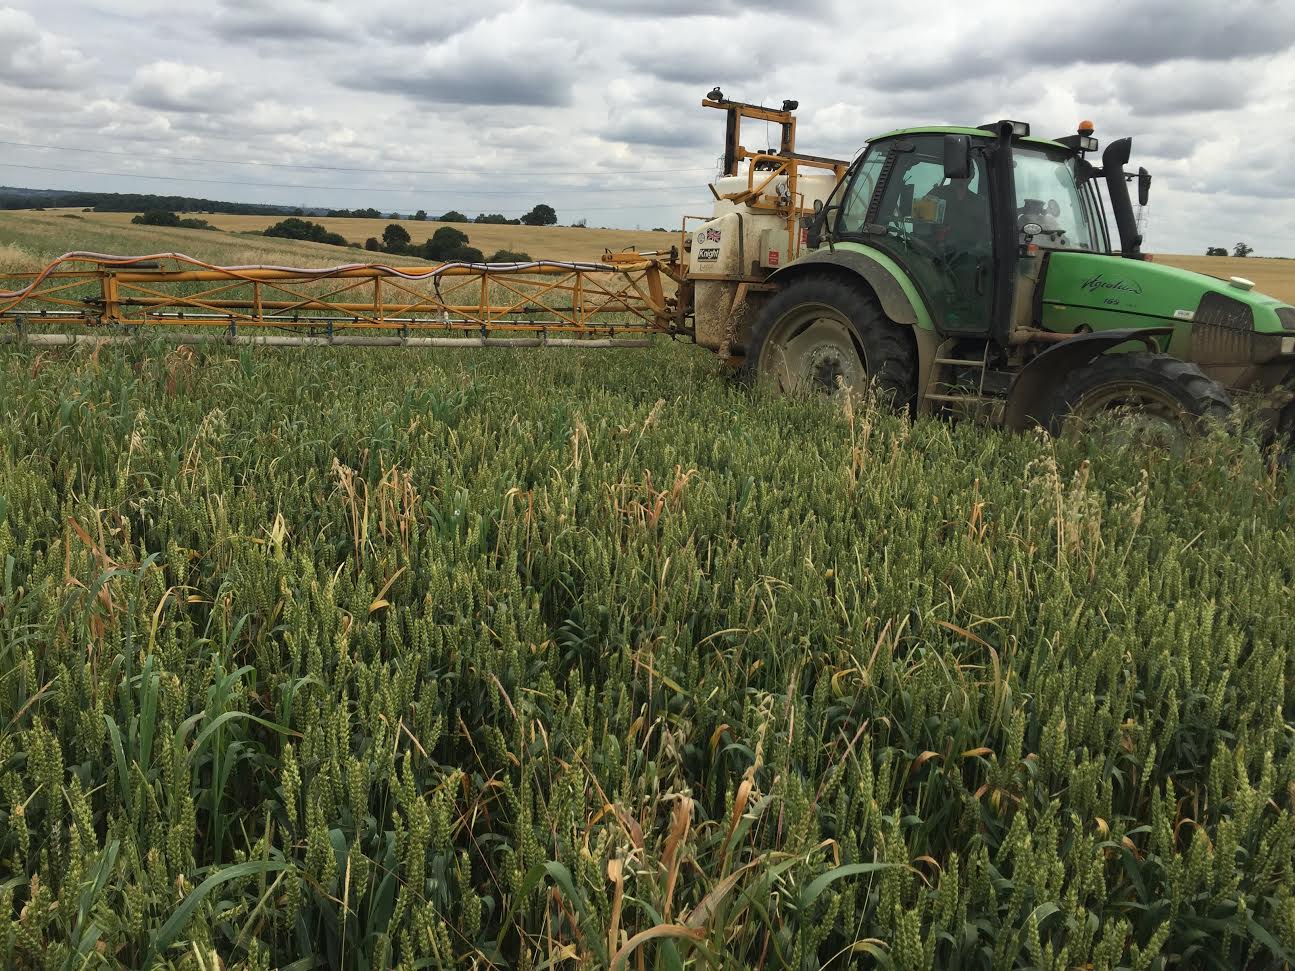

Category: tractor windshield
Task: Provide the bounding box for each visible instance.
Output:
[1012,148,1099,251]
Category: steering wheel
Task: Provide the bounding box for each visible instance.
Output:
[886,224,954,268]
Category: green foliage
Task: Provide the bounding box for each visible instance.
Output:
[325,208,382,219]
[473,213,521,225]
[521,203,557,227]
[0,341,1291,968]
[1206,247,1228,257]
[130,211,215,231]
[487,249,532,263]
[263,217,350,248]
[1234,242,1255,258]
[381,223,411,255]
[419,227,484,263]
[438,211,470,223]
[413,210,427,222]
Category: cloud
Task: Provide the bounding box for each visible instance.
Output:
[0,7,94,90]
[2,0,1293,254]
[127,61,243,113]
[559,0,833,16]
[601,108,713,149]
[212,0,355,40]
[859,0,1295,93]
[210,0,506,45]
[343,10,579,106]
[1111,59,1269,115]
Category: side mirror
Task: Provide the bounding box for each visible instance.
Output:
[1137,167,1151,206]
[943,134,971,180]
[806,201,834,250]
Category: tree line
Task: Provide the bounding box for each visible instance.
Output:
[262,218,530,264]
[1206,243,1254,257]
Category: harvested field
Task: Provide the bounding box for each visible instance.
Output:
[38,208,681,264]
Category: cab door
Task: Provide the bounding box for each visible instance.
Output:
[867,135,996,335]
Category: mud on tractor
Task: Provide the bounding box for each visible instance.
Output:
[3,91,1294,442]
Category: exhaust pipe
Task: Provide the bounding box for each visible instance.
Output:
[1103,138,1142,258]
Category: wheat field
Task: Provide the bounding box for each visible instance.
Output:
[1,212,1294,969]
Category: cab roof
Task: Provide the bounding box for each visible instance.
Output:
[867,125,1069,151]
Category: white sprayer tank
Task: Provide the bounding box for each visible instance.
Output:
[687,163,840,350]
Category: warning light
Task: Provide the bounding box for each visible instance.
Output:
[1078,120,1095,135]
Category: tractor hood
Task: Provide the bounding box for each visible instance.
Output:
[1039,252,1294,335]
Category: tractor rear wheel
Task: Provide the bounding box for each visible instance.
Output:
[1040,351,1231,446]
[743,274,915,407]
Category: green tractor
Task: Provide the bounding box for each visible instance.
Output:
[684,94,1295,442]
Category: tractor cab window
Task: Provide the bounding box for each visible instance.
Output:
[868,136,995,333]
[834,150,885,236]
[1012,148,1098,251]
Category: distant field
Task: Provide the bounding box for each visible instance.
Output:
[1,209,1292,304]
[39,208,681,264]
[1149,253,1295,303]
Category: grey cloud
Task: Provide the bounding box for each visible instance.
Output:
[212,0,354,40]
[349,63,572,107]
[559,0,834,15]
[858,0,1295,92]
[127,61,243,113]
[1113,60,1265,116]
[0,8,94,90]
[211,0,503,45]
[340,6,580,107]
[601,110,713,149]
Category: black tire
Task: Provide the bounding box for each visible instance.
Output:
[742,273,916,408]
[1040,351,1232,441]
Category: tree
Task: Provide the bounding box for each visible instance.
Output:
[520,204,557,227]
[1206,246,1228,256]
[264,217,350,247]
[414,210,427,221]
[474,213,514,225]
[382,223,411,253]
[1233,242,1254,258]
[438,210,469,223]
[365,237,383,252]
[132,210,182,227]
[421,226,481,262]
[487,249,532,263]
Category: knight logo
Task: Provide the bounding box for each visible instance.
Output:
[698,247,720,261]
[698,227,722,243]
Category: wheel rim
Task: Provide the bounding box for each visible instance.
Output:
[1069,380,1193,449]
[756,303,867,395]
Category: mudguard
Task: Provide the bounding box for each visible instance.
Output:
[769,248,924,327]
[1003,327,1172,431]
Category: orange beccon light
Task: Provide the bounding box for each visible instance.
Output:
[1078,120,1095,135]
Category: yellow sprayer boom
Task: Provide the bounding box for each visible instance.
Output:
[0,251,682,348]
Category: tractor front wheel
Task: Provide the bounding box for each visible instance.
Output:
[743,274,915,408]
[1041,351,1231,447]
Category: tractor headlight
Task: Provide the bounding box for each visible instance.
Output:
[1277,307,1295,331]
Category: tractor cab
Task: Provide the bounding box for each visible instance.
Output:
[814,121,1139,345]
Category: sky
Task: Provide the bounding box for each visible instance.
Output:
[1,0,1293,255]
